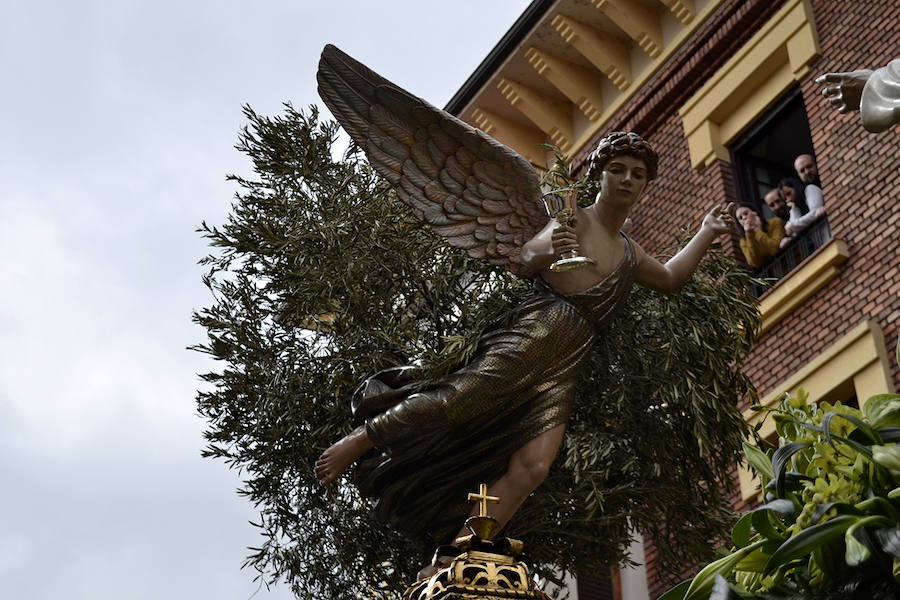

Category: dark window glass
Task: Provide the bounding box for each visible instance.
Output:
[729,87,831,295]
[730,87,815,217]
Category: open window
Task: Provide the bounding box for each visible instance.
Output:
[730,88,811,212]
[677,0,827,290]
[729,87,831,290]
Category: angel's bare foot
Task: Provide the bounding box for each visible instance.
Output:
[314,425,373,485]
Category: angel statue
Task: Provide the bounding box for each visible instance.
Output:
[313,45,734,576]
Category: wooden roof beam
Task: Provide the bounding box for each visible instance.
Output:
[496,78,575,151]
[551,14,631,91]
[471,108,547,165]
[591,0,664,58]
[524,46,605,121]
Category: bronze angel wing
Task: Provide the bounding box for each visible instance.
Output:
[316,44,549,278]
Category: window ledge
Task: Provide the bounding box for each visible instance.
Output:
[758,238,848,335]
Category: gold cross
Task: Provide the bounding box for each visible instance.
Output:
[467,484,500,517]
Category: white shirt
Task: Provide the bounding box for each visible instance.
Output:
[789,184,824,232]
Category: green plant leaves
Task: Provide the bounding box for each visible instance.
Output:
[751,507,787,542]
[743,441,774,480]
[844,517,892,566]
[680,392,900,600]
[874,524,900,557]
[845,530,870,565]
[657,579,691,600]
[864,394,900,430]
[736,543,779,572]
[845,524,873,566]
[765,472,812,495]
[825,431,874,460]
[822,411,881,445]
[877,427,900,443]
[763,515,858,574]
[732,513,754,548]
[761,499,797,520]
[684,541,765,600]
[812,501,863,524]
[772,443,809,497]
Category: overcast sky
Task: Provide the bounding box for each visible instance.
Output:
[0,2,533,597]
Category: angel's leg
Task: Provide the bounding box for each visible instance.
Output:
[417,424,566,580]
[455,423,566,540]
[315,425,373,485]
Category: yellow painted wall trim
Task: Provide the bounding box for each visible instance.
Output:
[525,47,606,121]
[757,238,848,334]
[678,0,821,168]
[551,14,632,91]
[737,320,895,500]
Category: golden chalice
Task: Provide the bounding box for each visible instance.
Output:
[542,192,595,272]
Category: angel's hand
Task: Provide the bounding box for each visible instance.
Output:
[816,70,873,113]
[551,224,579,257]
[701,202,734,234]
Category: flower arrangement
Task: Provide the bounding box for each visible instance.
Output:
[662,378,900,599]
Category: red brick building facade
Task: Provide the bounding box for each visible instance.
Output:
[448,0,900,597]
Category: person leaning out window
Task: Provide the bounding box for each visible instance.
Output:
[778,177,826,248]
[735,202,785,268]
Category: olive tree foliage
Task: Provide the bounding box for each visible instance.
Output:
[194,104,762,598]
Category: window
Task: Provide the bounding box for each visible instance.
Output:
[730,88,812,215]
[729,88,832,292]
[676,0,827,291]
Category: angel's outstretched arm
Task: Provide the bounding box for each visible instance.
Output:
[633,203,733,294]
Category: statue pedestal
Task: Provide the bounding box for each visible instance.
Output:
[402,518,553,600]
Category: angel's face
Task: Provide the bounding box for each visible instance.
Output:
[594,155,648,208]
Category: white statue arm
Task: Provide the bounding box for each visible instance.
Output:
[860,59,900,133]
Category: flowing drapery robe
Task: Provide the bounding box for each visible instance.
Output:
[352,236,637,546]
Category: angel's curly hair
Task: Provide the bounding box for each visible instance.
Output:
[586,132,658,181]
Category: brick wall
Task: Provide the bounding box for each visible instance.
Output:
[750,0,900,399]
[576,0,900,596]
